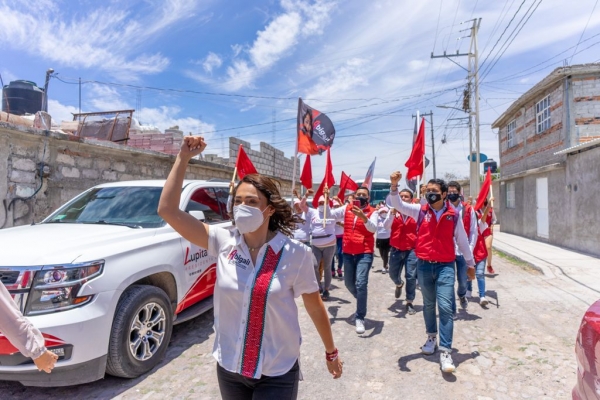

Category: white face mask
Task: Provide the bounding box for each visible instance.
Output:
[318,205,324,213]
[233,204,268,234]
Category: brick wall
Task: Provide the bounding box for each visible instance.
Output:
[0,123,298,229]
[499,82,566,176]
[126,127,184,156]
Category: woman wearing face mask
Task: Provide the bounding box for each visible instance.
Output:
[158,137,342,400]
[305,189,338,300]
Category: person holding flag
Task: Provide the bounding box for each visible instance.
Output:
[468,199,495,306]
[387,171,475,374]
[474,168,498,274]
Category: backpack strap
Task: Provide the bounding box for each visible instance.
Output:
[415,205,428,232]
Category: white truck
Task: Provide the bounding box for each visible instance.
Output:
[0,180,232,386]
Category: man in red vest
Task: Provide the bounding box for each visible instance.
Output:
[329,187,378,335]
[385,189,418,315]
[447,181,477,316]
[387,171,475,374]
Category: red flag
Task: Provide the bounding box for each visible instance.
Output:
[235,144,257,179]
[405,117,425,180]
[474,167,492,211]
[338,171,358,202]
[312,149,335,208]
[300,154,312,190]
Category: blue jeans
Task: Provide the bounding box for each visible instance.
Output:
[452,255,469,313]
[332,236,343,271]
[467,260,486,297]
[417,260,455,353]
[388,248,418,302]
[343,253,373,320]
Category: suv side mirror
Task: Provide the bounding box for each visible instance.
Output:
[189,210,206,221]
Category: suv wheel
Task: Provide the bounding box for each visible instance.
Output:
[106,285,173,378]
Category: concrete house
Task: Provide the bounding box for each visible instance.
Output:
[492,63,600,257]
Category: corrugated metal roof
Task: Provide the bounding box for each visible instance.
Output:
[554,137,600,155]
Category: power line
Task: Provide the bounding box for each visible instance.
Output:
[478,0,527,71]
[569,0,599,64]
[480,0,544,83]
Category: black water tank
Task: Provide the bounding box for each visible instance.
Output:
[2,80,44,115]
[484,158,498,173]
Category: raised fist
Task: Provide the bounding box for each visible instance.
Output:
[390,171,402,185]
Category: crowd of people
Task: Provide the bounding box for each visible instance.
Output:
[0,136,497,399]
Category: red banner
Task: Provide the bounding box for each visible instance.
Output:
[405,117,425,180]
[474,167,492,211]
[300,154,312,190]
[236,144,258,179]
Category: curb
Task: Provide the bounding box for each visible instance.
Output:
[492,246,546,275]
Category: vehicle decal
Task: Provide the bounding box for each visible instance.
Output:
[175,263,217,314]
[0,333,66,355]
[239,246,283,378]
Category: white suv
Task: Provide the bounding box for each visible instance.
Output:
[0,180,231,386]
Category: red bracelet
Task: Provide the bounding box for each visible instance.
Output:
[325,348,338,362]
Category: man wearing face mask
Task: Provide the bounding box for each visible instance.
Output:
[447,181,477,316]
[305,190,338,300]
[386,171,474,374]
[329,187,378,334]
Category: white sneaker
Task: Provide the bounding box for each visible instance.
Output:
[421,336,437,355]
[480,297,489,306]
[355,319,365,334]
[440,351,456,373]
[466,290,472,299]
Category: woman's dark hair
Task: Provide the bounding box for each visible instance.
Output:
[302,110,313,138]
[229,174,299,237]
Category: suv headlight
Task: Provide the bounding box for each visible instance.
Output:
[25,261,104,316]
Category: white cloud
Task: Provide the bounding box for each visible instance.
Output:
[0,0,205,79]
[201,52,223,73]
[305,58,369,101]
[47,99,79,125]
[189,0,336,91]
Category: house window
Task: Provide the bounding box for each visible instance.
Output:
[506,182,515,209]
[535,95,551,133]
[507,120,516,148]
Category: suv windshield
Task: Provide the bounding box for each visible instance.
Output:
[44,187,165,228]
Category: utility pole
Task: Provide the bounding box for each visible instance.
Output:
[412,111,436,178]
[432,18,482,197]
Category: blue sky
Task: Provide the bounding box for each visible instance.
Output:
[2,0,600,182]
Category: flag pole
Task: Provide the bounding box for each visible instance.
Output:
[290,98,302,205]
[230,167,237,194]
[323,184,328,228]
[489,168,494,207]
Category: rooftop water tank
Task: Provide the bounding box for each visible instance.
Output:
[2,80,44,116]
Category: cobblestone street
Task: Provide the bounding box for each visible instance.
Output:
[1,252,595,399]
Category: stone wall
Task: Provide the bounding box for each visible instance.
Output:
[227,137,299,181]
[572,75,600,142]
[0,123,297,229]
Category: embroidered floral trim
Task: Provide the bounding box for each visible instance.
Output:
[239,246,283,378]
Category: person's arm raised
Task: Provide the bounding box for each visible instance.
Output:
[158,136,210,249]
